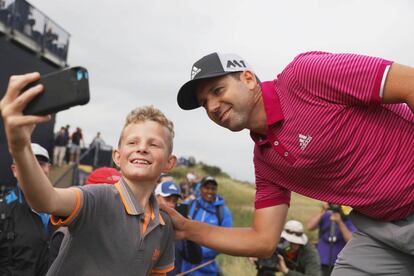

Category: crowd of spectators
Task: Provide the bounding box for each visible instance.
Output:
[3,134,355,276]
[52,126,108,166]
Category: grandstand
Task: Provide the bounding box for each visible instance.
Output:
[0,0,70,187]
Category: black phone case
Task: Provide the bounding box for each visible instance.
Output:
[23,66,90,115]
[175,204,189,217]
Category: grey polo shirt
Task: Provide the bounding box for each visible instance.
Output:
[47,179,175,276]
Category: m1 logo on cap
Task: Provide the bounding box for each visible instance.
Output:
[226,59,247,69]
[218,53,251,72]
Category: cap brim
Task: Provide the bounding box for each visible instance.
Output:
[158,192,183,198]
[35,155,50,163]
[281,231,308,245]
[177,72,233,110]
[202,180,218,186]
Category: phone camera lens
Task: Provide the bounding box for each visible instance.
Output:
[76,71,83,81]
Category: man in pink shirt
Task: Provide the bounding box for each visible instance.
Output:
[168,52,414,275]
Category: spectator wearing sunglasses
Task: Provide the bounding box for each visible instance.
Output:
[276,220,321,276]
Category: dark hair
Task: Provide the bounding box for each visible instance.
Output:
[229,71,260,83]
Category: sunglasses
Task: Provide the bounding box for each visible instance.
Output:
[285,229,303,237]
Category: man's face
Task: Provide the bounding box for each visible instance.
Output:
[156,195,179,209]
[113,121,176,183]
[200,182,217,203]
[11,157,50,178]
[288,243,302,253]
[196,72,258,132]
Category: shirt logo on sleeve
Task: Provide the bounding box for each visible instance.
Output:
[299,134,312,150]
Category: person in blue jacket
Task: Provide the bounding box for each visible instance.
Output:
[181,176,233,276]
[155,180,203,276]
[0,143,54,276]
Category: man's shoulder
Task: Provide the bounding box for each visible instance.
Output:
[284,51,330,66]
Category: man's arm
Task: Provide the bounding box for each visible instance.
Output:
[306,209,325,231]
[383,63,414,112]
[163,204,288,257]
[330,213,352,242]
[0,72,77,216]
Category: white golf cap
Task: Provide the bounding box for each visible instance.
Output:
[281,220,308,245]
[31,143,50,162]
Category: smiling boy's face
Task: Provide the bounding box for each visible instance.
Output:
[113,121,176,183]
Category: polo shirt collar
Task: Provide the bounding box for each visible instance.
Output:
[250,80,285,144]
[115,178,165,226]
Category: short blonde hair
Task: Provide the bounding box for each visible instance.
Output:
[118,106,175,153]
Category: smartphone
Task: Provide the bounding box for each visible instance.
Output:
[23,66,90,115]
[175,203,189,217]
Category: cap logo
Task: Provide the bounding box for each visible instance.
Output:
[226,59,247,69]
[191,66,201,80]
[168,184,178,191]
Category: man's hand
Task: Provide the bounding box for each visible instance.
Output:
[277,254,289,274]
[330,212,353,242]
[248,257,258,265]
[0,72,50,153]
[330,212,342,223]
[160,204,190,240]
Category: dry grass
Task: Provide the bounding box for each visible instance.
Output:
[216,177,322,275]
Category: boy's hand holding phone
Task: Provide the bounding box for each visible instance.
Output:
[0,72,50,153]
[1,67,90,153]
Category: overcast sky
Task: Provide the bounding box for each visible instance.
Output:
[30,0,414,183]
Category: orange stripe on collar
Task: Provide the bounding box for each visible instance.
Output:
[115,182,134,215]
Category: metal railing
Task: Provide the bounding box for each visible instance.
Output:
[53,144,114,187]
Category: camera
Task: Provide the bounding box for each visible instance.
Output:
[255,238,291,274]
[175,203,189,217]
[327,203,342,213]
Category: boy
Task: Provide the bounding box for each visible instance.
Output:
[0,72,177,275]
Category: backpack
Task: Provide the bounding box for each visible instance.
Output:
[187,200,225,226]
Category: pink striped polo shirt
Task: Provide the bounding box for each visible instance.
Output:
[253,51,414,221]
